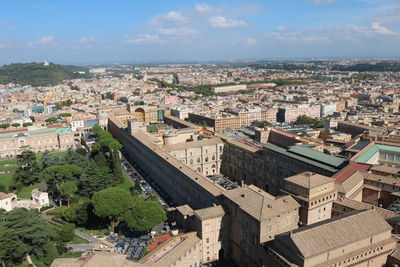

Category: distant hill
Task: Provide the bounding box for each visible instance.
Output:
[0,62,89,87]
[332,62,400,72]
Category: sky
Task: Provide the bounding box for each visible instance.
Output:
[0,0,399,64]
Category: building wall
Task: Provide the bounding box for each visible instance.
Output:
[0,196,13,211]
[0,130,75,158]
[193,215,224,263]
[223,198,298,267]
[108,117,221,210]
[220,140,336,195]
[169,143,224,176]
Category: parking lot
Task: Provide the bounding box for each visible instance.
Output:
[121,155,172,210]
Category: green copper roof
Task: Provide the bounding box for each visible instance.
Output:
[355,144,400,163]
[288,145,346,168]
[263,143,342,173]
[0,128,71,138]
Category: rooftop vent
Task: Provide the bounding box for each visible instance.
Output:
[241,194,246,198]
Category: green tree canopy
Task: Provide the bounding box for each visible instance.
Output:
[59,113,72,117]
[91,187,133,232]
[0,209,51,265]
[14,150,41,186]
[42,164,82,205]
[12,123,21,128]
[295,115,323,128]
[0,123,10,129]
[22,122,33,127]
[60,181,78,207]
[46,117,57,123]
[124,198,166,231]
[251,120,272,128]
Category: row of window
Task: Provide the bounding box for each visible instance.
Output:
[329,246,385,267]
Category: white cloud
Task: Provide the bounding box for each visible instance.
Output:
[38,36,54,43]
[152,11,188,24]
[310,0,337,5]
[125,34,165,44]
[159,27,196,36]
[245,37,258,46]
[276,26,287,31]
[27,36,54,47]
[195,3,214,14]
[371,22,398,35]
[74,38,95,43]
[209,15,248,29]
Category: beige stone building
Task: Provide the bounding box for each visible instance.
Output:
[188,113,241,132]
[282,172,336,226]
[222,185,300,267]
[164,138,224,176]
[269,210,396,267]
[169,205,227,264]
[51,233,203,267]
[127,104,159,123]
[0,127,75,158]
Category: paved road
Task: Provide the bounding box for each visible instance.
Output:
[66,244,92,252]
[74,229,100,243]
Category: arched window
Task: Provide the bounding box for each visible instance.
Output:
[205,157,208,163]
[212,155,216,160]
[197,158,201,163]
[19,140,25,148]
[190,159,193,165]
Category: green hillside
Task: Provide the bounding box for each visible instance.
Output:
[0,62,89,87]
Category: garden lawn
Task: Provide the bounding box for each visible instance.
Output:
[46,206,68,216]
[68,235,89,244]
[117,175,132,192]
[0,158,18,166]
[0,174,15,191]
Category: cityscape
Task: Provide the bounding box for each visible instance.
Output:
[1,1,400,267]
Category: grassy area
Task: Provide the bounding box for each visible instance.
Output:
[46,206,68,216]
[0,173,15,191]
[68,234,90,244]
[37,150,68,160]
[0,158,17,166]
[13,262,33,267]
[0,165,17,172]
[117,175,132,192]
[17,183,39,199]
[58,251,83,258]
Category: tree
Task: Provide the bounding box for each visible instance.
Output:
[251,120,272,128]
[91,187,132,233]
[0,225,26,266]
[46,117,57,123]
[23,122,33,127]
[0,123,10,129]
[12,123,21,128]
[0,209,51,264]
[78,161,118,197]
[60,181,77,207]
[76,147,87,156]
[124,198,166,231]
[59,113,72,117]
[41,164,82,205]
[14,150,41,186]
[94,151,107,168]
[57,223,75,242]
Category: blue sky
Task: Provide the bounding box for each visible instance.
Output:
[0,0,399,64]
